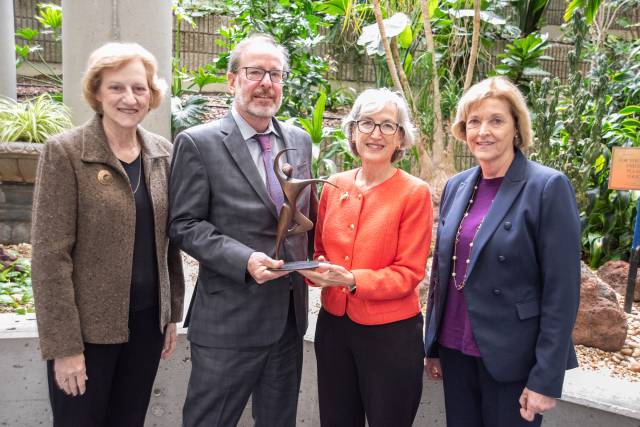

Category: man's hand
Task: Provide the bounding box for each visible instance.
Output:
[161,323,177,360]
[54,353,88,396]
[247,252,288,284]
[425,358,443,380]
[519,387,556,421]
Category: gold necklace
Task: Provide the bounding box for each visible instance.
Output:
[451,173,484,291]
[131,155,142,194]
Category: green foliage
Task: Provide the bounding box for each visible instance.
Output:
[14,3,63,88]
[582,168,638,267]
[0,256,33,315]
[296,91,356,179]
[298,91,328,146]
[529,11,640,268]
[35,3,62,34]
[191,64,227,92]
[213,0,333,118]
[171,94,208,138]
[511,0,550,35]
[0,94,72,143]
[491,32,551,93]
[564,0,602,24]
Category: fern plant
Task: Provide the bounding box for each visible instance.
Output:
[0,94,72,143]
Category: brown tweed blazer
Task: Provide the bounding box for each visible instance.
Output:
[31,115,185,360]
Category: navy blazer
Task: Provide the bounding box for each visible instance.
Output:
[425,150,580,398]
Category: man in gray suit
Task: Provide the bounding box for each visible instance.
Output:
[169,34,312,427]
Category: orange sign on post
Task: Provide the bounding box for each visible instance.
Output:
[609,147,640,191]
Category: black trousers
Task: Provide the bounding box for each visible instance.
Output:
[314,309,425,427]
[47,306,164,427]
[182,295,303,427]
[439,345,543,427]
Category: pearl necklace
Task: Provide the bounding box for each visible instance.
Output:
[451,174,484,291]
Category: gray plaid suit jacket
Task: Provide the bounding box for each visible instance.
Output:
[168,113,311,348]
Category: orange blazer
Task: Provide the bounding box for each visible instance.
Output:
[312,168,433,325]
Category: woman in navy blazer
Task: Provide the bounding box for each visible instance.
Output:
[424,77,581,426]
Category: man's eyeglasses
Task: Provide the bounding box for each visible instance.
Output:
[356,119,400,135]
[241,67,289,84]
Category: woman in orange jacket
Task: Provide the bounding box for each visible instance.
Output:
[300,88,433,427]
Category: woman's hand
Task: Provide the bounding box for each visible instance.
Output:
[299,256,355,288]
[54,353,88,396]
[425,358,442,380]
[161,323,177,360]
[519,387,556,421]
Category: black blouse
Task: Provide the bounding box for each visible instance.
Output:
[120,154,159,311]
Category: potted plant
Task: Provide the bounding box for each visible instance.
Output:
[0,94,72,244]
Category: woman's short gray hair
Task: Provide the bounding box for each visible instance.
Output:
[342,88,417,163]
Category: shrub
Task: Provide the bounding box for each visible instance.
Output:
[0,94,72,143]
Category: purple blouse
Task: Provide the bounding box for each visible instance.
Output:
[438,176,504,356]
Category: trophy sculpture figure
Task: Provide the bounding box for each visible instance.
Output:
[272,148,337,270]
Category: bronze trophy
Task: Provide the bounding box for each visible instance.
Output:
[271,148,337,271]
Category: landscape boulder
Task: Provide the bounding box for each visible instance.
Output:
[573,262,627,351]
[597,260,640,302]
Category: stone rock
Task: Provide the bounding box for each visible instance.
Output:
[597,260,640,302]
[573,263,628,352]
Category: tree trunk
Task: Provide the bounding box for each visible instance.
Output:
[419,0,456,194]
[371,0,405,96]
[464,0,481,91]
[390,37,419,121]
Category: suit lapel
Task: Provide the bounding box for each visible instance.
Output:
[437,167,481,290]
[466,150,527,279]
[221,114,278,219]
[273,119,296,165]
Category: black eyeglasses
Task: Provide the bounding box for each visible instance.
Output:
[241,67,289,84]
[356,119,400,135]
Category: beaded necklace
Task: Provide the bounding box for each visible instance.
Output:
[451,173,485,291]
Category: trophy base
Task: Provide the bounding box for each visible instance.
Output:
[269,260,320,271]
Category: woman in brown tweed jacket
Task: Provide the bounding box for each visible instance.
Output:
[31,42,184,427]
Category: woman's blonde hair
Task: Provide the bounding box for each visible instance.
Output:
[451,77,532,150]
[82,42,167,113]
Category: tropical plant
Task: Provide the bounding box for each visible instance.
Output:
[511,0,551,35]
[296,91,356,179]
[529,10,640,268]
[171,94,209,138]
[491,32,551,93]
[14,3,63,88]
[582,186,638,267]
[0,94,72,143]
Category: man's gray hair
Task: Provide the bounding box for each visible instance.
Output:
[227,34,289,73]
[342,88,417,162]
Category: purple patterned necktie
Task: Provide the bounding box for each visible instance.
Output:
[256,133,285,213]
